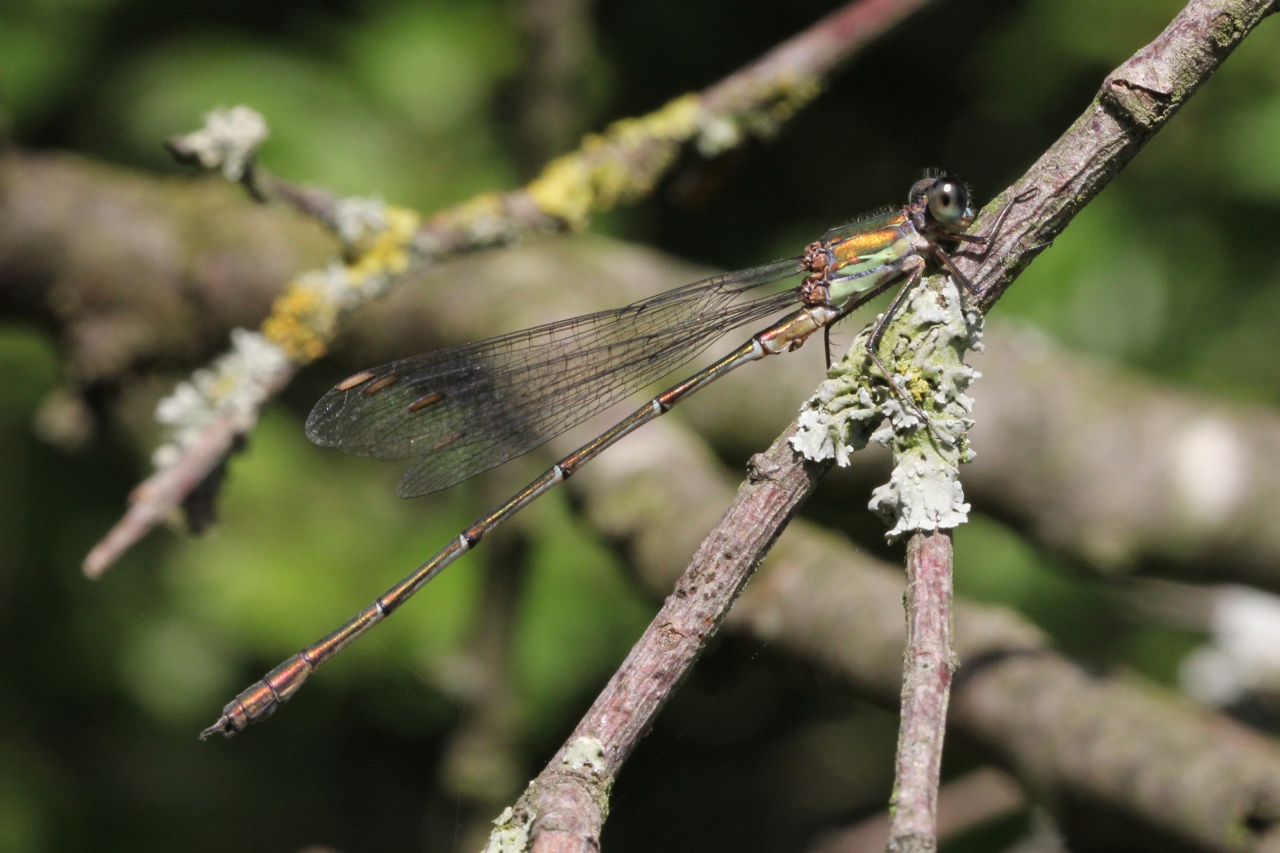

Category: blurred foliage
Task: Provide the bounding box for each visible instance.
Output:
[1,0,1279,850]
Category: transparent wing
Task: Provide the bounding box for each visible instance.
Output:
[305,258,803,497]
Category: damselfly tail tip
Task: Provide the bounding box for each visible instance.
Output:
[199,714,236,740]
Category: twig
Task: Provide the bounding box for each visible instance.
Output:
[247,0,937,252]
[83,0,936,580]
[484,426,830,853]
[426,0,936,247]
[789,273,974,852]
[83,361,292,577]
[885,531,956,853]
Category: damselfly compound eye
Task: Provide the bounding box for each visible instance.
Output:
[927,178,970,227]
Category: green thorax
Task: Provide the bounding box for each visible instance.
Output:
[821,209,918,304]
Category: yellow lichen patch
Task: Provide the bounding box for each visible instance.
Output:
[607,92,701,143]
[768,73,822,119]
[527,93,702,228]
[907,371,932,404]
[262,205,419,363]
[261,281,340,363]
[527,154,596,228]
[347,205,419,280]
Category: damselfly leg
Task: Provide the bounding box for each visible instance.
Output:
[830,183,1038,441]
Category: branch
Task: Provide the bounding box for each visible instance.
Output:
[81,0,936,579]
[885,531,956,853]
[436,0,936,242]
[562,392,1280,850]
[501,0,1278,848]
[486,426,829,853]
[956,0,1280,307]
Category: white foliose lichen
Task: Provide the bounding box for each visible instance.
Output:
[151,329,289,470]
[790,276,983,541]
[170,105,269,182]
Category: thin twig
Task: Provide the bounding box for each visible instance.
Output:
[418,0,937,252]
[83,0,937,580]
[83,362,292,577]
[486,426,830,853]
[885,531,956,853]
[246,0,937,253]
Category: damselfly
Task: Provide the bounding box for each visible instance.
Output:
[201,175,1030,738]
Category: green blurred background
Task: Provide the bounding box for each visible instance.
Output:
[2,0,1279,850]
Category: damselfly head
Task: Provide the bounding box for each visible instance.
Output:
[909,175,975,232]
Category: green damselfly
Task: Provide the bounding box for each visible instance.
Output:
[201,175,1032,738]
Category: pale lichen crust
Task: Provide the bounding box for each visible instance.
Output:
[790,276,983,541]
[151,329,288,470]
[484,805,535,853]
[560,735,608,777]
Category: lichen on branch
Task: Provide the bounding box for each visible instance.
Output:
[790,275,983,540]
[152,109,422,471]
